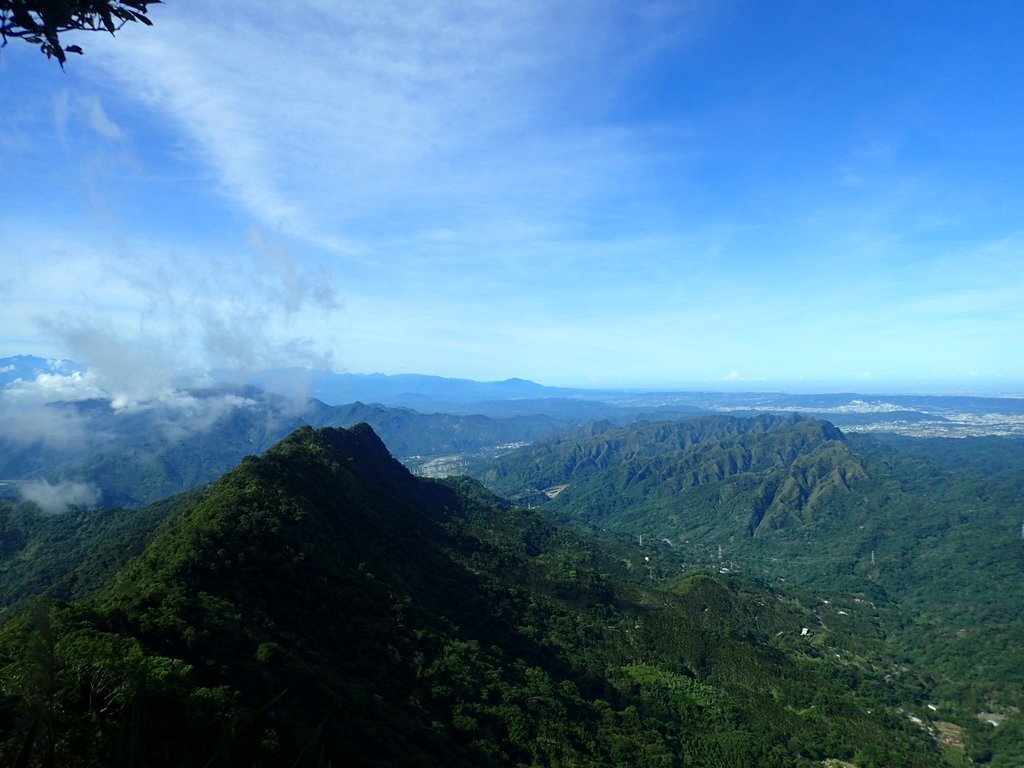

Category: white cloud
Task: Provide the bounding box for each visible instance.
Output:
[19,479,101,514]
[52,90,125,144]
[3,369,105,403]
[0,364,304,449]
[0,400,94,450]
[6,1,1023,389]
[93,1,701,251]
[131,390,262,442]
[0,366,105,451]
[85,96,126,141]
[0,223,341,398]
[4,2,711,386]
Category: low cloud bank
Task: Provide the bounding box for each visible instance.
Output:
[19,479,101,514]
[0,398,95,451]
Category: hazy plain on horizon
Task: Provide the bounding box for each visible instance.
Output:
[3,1,1023,397]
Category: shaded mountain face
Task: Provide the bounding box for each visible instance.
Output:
[0,425,939,767]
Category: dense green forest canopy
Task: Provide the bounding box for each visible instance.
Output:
[473,414,1024,765]
[0,424,948,767]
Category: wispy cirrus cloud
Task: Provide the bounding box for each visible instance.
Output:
[5,1,1024,388]
[94,1,702,250]
[53,90,126,144]
[1,222,340,401]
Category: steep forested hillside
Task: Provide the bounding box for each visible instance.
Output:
[0,494,192,617]
[0,425,940,767]
[474,415,1024,764]
[475,414,864,535]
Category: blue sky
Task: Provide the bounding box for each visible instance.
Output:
[2,0,1023,392]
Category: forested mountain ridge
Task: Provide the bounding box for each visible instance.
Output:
[321,401,567,457]
[0,425,941,767]
[476,414,866,536]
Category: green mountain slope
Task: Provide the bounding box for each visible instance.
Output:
[476,414,865,536]
[322,400,569,460]
[0,425,939,767]
[475,415,1024,764]
[0,494,187,616]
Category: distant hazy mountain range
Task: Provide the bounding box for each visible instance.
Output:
[215,365,1024,437]
[2,355,1022,509]
[217,366,581,406]
[0,387,578,507]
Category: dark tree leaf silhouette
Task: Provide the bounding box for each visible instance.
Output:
[0,1,159,66]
